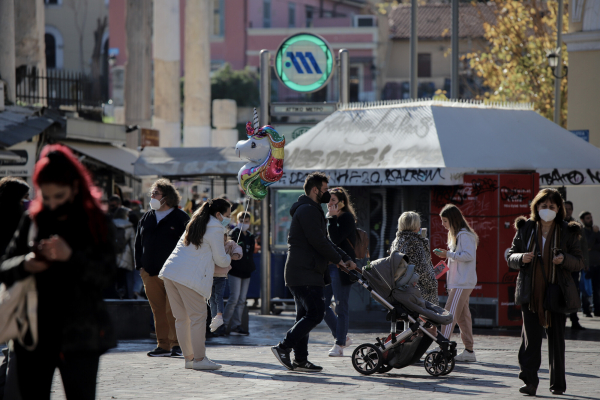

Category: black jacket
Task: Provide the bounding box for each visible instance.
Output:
[284,195,350,287]
[0,209,117,353]
[134,208,190,276]
[327,212,356,285]
[507,217,584,312]
[229,228,256,279]
[582,226,600,266]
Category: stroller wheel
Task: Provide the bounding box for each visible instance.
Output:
[440,356,455,376]
[352,344,383,375]
[424,351,448,377]
[377,364,394,374]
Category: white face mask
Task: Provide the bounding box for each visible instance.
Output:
[539,208,557,222]
[149,198,164,211]
[239,223,250,231]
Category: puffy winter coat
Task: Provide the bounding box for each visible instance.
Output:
[446,229,478,290]
[159,216,231,298]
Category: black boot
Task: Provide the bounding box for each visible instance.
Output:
[519,384,537,396]
[571,322,586,330]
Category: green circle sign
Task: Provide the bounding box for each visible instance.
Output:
[275,33,334,93]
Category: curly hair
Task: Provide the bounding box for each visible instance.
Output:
[151,179,182,208]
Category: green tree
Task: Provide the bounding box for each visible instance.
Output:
[464,0,568,126]
[210,63,260,107]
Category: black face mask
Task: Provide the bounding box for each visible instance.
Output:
[44,200,73,220]
[318,190,331,204]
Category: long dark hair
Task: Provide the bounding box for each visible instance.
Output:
[0,177,29,219]
[529,188,565,223]
[183,198,231,248]
[329,187,356,221]
[440,204,478,250]
[30,144,106,243]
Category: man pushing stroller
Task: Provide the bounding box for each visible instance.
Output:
[271,172,356,372]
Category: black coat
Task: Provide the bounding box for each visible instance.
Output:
[507,217,584,313]
[229,228,256,279]
[284,195,350,287]
[327,212,356,285]
[134,208,190,276]
[0,209,117,354]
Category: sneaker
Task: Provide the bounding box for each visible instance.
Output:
[329,344,344,357]
[193,357,222,370]
[454,350,477,362]
[185,359,194,369]
[171,346,183,357]
[342,336,353,348]
[210,315,224,332]
[271,345,294,370]
[292,360,323,373]
[230,327,249,336]
[147,347,171,357]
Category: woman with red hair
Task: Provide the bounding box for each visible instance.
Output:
[0,144,117,399]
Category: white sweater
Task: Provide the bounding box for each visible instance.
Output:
[159,216,231,298]
[446,229,478,290]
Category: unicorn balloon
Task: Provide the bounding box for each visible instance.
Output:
[235,109,285,200]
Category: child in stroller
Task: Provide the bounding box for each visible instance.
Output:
[343,251,457,376]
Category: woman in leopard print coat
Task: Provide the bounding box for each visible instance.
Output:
[390,212,439,305]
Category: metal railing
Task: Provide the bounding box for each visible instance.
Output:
[15,67,106,109]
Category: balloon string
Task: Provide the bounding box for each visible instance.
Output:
[237,197,250,243]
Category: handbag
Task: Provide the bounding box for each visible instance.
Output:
[0,221,39,350]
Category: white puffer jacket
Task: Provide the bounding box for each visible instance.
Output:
[446,229,478,290]
[159,216,231,298]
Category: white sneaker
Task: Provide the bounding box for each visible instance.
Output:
[342,336,353,347]
[210,315,224,332]
[193,358,222,370]
[329,344,344,357]
[426,346,440,354]
[185,359,193,369]
[454,350,477,362]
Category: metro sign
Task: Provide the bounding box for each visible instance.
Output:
[275,33,334,93]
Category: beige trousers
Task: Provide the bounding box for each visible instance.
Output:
[163,278,207,359]
[442,288,474,351]
[140,269,178,350]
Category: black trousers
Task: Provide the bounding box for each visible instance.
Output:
[14,342,100,400]
[518,305,566,392]
[281,285,325,363]
[569,271,582,323]
[590,265,600,316]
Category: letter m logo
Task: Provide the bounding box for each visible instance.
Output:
[286,52,322,74]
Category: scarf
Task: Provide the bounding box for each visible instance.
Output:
[528,221,558,327]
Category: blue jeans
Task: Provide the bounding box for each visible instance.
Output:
[280,285,325,363]
[209,277,227,318]
[323,264,352,346]
[223,275,251,329]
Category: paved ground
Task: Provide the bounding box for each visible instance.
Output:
[50,313,600,400]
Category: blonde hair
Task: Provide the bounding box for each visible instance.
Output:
[398,211,421,232]
[440,204,478,250]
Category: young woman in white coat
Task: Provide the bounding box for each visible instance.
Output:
[159,198,232,370]
[433,204,479,362]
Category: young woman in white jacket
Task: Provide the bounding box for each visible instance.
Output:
[433,204,479,363]
[159,198,232,370]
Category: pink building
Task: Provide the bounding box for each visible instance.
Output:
[109,0,382,103]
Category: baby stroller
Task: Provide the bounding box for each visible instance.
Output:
[343,251,457,376]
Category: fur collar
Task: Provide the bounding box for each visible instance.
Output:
[513,215,582,236]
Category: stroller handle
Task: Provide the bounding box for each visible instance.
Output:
[338,263,363,280]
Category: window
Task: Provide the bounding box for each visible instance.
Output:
[306,5,314,27]
[418,53,431,78]
[350,66,360,102]
[213,0,224,36]
[45,34,56,69]
[263,0,271,28]
[288,3,296,28]
[44,0,60,4]
[273,189,305,248]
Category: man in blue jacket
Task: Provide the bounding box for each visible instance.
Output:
[272,172,356,372]
[135,179,190,357]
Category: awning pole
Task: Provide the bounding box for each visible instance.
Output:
[410,0,418,99]
[260,50,272,316]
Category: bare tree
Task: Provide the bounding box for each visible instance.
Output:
[67,0,89,73]
[90,16,107,101]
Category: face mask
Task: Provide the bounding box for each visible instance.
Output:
[239,223,250,231]
[149,198,164,211]
[44,200,72,219]
[219,215,231,228]
[539,208,556,222]
[318,190,331,204]
[22,200,30,211]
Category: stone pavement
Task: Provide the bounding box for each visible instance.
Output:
[50,313,600,400]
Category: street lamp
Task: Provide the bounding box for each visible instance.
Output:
[546,48,568,79]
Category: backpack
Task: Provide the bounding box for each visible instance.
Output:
[114,225,128,254]
[347,228,370,259]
